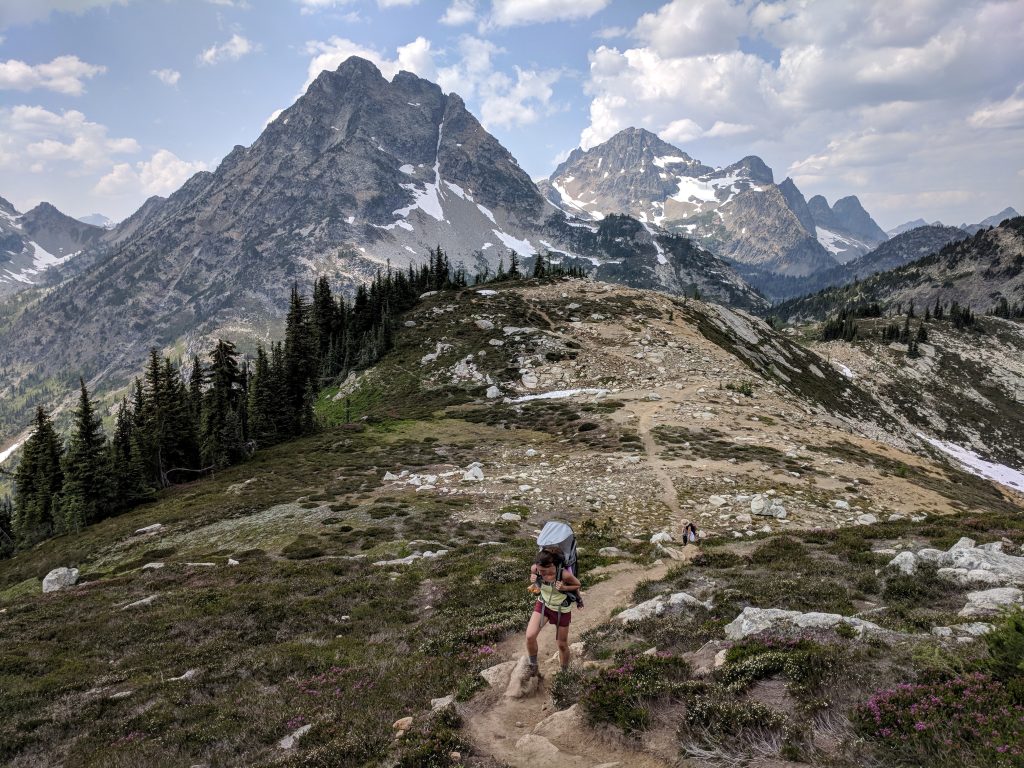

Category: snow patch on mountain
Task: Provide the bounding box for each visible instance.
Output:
[492,229,536,256]
[920,434,1024,493]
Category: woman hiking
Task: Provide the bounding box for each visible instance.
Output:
[523,549,581,679]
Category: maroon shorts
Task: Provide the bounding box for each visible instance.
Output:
[534,601,571,627]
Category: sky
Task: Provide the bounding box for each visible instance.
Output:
[0,0,1022,230]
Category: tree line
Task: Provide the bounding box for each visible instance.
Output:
[0,247,585,554]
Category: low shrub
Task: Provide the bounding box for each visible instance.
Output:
[682,696,786,739]
[581,654,691,734]
[855,673,1024,767]
[550,665,588,710]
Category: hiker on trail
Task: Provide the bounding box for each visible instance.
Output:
[524,550,580,678]
[682,521,699,546]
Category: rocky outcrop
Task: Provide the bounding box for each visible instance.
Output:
[42,567,79,593]
[616,591,712,623]
[724,606,883,640]
[958,587,1024,618]
[888,536,1024,588]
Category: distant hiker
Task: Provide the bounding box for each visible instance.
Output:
[524,549,581,679]
[682,521,699,546]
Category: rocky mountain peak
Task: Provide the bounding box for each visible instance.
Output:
[721,156,774,185]
[0,195,18,216]
[831,195,888,244]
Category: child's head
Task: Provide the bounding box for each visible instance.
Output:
[534,550,562,580]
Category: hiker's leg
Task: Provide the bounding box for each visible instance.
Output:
[555,620,571,669]
[525,607,543,658]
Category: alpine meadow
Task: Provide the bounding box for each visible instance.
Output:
[1,2,1023,767]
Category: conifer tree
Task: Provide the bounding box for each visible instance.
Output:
[532,251,546,278]
[247,346,277,447]
[12,407,63,546]
[284,284,317,435]
[201,339,247,467]
[0,495,14,559]
[508,251,521,279]
[57,379,112,531]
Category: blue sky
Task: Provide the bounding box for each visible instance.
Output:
[1,0,1022,228]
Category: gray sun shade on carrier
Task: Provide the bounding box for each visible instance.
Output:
[537,521,577,571]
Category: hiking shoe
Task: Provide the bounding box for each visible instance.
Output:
[521,662,539,682]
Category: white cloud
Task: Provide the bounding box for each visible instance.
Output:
[632,0,746,57]
[0,0,129,28]
[489,0,609,28]
[296,0,353,13]
[0,105,138,173]
[578,0,1024,226]
[198,34,257,66]
[440,0,475,26]
[94,149,208,197]
[594,26,628,40]
[378,0,418,6]
[151,68,181,87]
[969,84,1024,129]
[0,55,105,95]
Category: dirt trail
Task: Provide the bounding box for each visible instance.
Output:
[465,556,697,767]
[634,402,682,520]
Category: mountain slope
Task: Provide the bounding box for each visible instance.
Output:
[0,199,102,297]
[0,58,762,447]
[961,206,1021,235]
[757,224,969,302]
[774,217,1024,321]
[543,129,838,278]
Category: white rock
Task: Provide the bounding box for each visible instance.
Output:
[521,372,539,389]
[856,514,878,525]
[525,448,538,457]
[141,562,164,571]
[955,622,994,637]
[431,695,455,711]
[486,385,501,398]
[463,466,485,482]
[616,592,711,623]
[917,548,943,562]
[888,551,918,575]
[514,734,560,760]
[650,532,673,545]
[169,669,198,682]
[500,513,522,522]
[42,567,79,593]
[931,626,954,637]
[480,661,517,689]
[393,716,414,731]
[384,471,400,481]
[708,495,728,507]
[123,595,158,610]
[518,484,533,492]
[135,523,163,535]
[834,500,850,511]
[598,547,628,557]
[475,319,495,330]
[724,607,882,640]
[488,339,505,347]
[404,320,417,327]
[750,495,768,515]
[958,587,1024,618]
[951,537,977,551]
[227,558,239,567]
[938,568,1004,586]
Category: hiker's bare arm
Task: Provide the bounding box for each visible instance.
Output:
[555,573,581,592]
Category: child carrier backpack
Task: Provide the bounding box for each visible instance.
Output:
[536,521,583,608]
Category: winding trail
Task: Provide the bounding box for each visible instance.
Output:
[635,403,682,520]
[464,556,697,767]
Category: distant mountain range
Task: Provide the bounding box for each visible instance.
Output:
[773,217,1024,321]
[77,213,116,229]
[0,57,763,445]
[0,197,104,297]
[887,207,1020,238]
[540,127,888,277]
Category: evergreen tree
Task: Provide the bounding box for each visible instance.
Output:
[12,407,63,546]
[57,379,112,531]
[311,275,336,373]
[201,339,247,467]
[916,324,928,343]
[110,397,148,512]
[248,345,277,447]
[508,251,521,279]
[0,494,14,559]
[532,251,546,278]
[283,284,317,435]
